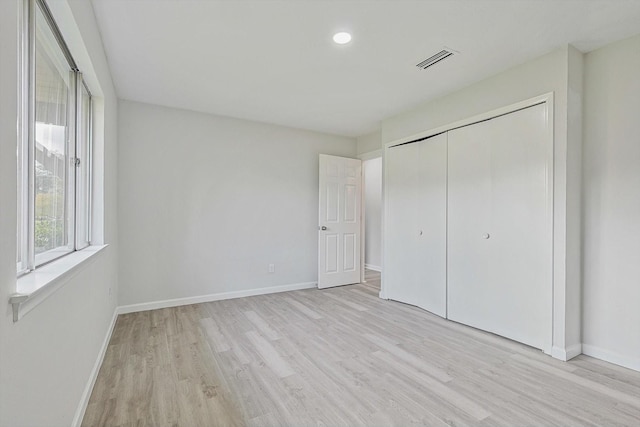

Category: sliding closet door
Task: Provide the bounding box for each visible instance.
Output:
[447,103,551,350]
[385,133,447,317]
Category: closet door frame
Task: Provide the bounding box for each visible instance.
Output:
[382,92,555,356]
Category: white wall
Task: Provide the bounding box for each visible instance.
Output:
[582,33,640,371]
[383,48,567,144]
[118,100,356,306]
[0,1,119,426]
[357,130,382,155]
[381,46,582,359]
[565,46,584,350]
[364,157,382,271]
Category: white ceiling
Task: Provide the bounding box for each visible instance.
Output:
[91,0,640,137]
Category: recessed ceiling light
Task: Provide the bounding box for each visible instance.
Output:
[333,32,352,45]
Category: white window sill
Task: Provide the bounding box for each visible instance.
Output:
[10,245,108,322]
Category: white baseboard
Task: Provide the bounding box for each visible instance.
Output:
[582,344,640,372]
[72,307,119,427]
[365,264,382,272]
[117,281,318,315]
[551,343,582,361]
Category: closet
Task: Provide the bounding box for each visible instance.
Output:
[384,101,552,351]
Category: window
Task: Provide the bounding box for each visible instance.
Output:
[17,0,92,276]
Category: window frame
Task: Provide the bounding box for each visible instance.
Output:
[75,78,93,251]
[17,0,93,277]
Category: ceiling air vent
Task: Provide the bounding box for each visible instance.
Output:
[416,49,455,70]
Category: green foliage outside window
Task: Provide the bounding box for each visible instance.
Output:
[35,161,65,253]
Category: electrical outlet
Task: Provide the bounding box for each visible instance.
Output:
[268,264,275,273]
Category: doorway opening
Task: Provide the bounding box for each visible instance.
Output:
[362,155,382,292]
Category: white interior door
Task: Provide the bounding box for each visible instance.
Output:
[318,154,362,289]
[385,134,447,317]
[447,103,552,350]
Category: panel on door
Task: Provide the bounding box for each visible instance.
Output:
[447,103,552,350]
[385,133,447,317]
[318,154,362,289]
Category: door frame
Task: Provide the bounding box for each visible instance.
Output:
[382,93,555,356]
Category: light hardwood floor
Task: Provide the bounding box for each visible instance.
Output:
[83,270,640,426]
[363,268,381,292]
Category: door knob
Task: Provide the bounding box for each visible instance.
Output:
[320,226,327,231]
[483,233,490,239]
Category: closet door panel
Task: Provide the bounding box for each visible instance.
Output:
[386,141,420,306]
[414,135,448,316]
[385,134,447,317]
[447,122,492,326]
[447,104,551,350]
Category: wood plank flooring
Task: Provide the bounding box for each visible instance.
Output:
[83,270,640,426]
[363,268,381,292]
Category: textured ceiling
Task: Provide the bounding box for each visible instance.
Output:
[91,0,640,137]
